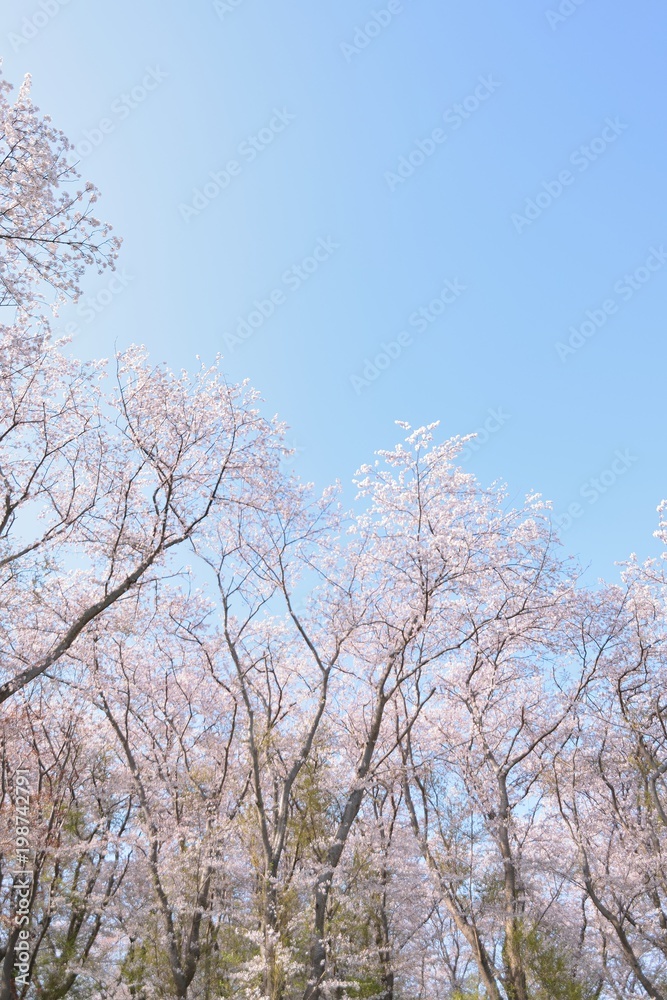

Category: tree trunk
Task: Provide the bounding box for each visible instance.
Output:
[263,879,285,1000]
[0,926,20,1000]
[496,773,528,1000]
[502,919,528,1000]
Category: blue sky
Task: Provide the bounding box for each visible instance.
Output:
[4,0,667,582]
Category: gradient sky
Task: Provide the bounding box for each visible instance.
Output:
[3,1,667,583]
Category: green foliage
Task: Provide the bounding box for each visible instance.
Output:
[523,926,600,1000]
[342,973,387,998]
[120,924,175,999]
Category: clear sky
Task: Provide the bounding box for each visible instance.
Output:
[3,0,666,583]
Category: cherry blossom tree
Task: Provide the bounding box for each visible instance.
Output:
[0,66,119,322]
[552,562,667,1000]
[0,334,287,706]
[400,597,605,1000]
[84,591,244,1000]
[290,423,586,999]
[0,684,132,1000]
